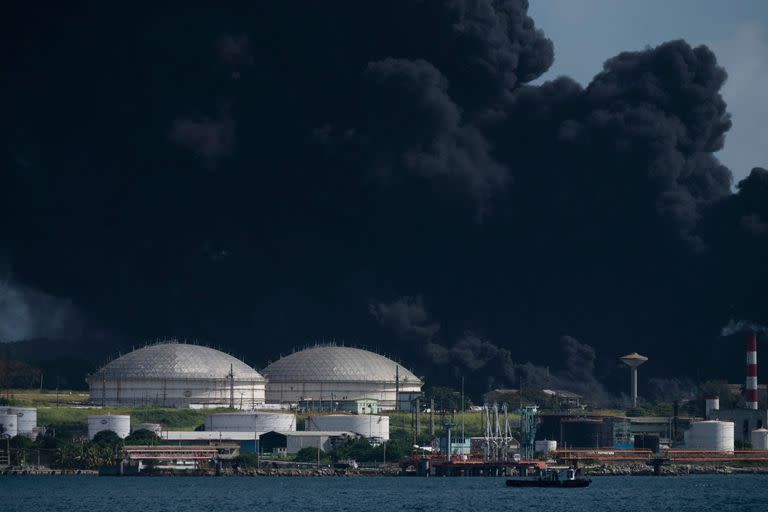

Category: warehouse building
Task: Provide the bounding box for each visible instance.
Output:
[262,345,422,411]
[87,341,266,408]
[258,430,359,454]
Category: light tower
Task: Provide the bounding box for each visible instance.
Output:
[620,352,648,407]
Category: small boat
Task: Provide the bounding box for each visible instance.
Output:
[506,468,591,488]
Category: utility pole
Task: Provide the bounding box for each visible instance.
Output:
[461,376,465,443]
[415,397,421,443]
[229,364,235,409]
[429,399,435,436]
[395,366,400,412]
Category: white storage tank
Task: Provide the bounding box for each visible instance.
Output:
[3,407,37,438]
[685,420,734,451]
[131,423,162,435]
[88,414,131,439]
[704,396,720,418]
[0,414,18,438]
[205,412,296,432]
[751,428,768,450]
[306,414,390,441]
[534,439,557,454]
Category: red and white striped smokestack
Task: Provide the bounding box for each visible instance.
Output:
[746,331,758,410]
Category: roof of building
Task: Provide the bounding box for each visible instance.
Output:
[542,389,582,399]
[89,342,265,381]
[262,345,421,384]
[161,431,262,441]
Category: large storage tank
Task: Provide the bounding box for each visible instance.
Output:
[88,415,131,439]
[87,341,266,408]
[0,414,18,437]
[751,428,768,450]
[534,440,557,454]
[2,407,37,438]
[306,414,390,441]
[685,421,734,451]
[560,419,604,448]
[205,412,296,432]
[262,345,422,410]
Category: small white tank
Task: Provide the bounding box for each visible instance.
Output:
[131,423,162,435]
[534,439,557,454]
[751,428,768,450]
[704,396,720,418]
[685,420,734,451]
[88,415,131,439]
[306,414,390,441]
[0,414,18,437]
[3,407,37,438]
[205,412,296,432]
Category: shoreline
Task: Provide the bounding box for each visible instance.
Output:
[5,464,768,477]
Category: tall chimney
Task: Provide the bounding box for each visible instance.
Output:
[746,332,758,410]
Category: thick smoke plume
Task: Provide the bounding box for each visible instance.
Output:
[0,279,84,343]
[5,2,768,386]
[369,296,440,341]
[372,297,610,403]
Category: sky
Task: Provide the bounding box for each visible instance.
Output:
[3,3,768,396]
[529,0,768,182]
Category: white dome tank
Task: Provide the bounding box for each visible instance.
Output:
[0,414,18,437]
[3,407,37,438]
[205,412,296,432]
[686,420,734,451]
[88,415,131,439]
[131,423,162,435]
[306,414,390,441]
[751,428,768,450]
[535,440,557,454]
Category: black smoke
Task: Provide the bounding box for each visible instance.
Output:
[4,2,768,393]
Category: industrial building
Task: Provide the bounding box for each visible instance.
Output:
[87,341,266,408]
[258,430,359,454]
[262,345,422,410]
[306,414,389,442]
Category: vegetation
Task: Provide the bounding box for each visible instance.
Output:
[294,446,329,463]
[124,429,161,445]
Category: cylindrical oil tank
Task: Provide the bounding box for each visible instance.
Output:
[131,423,162,435]
[704,396,720,418]
[3,407,37,437]
[205,412,296,432]
[751,428,768,450]
[306,414,390,441]
[560,419,604,448]
[685,420,734,451]
[634,433,660,453]
[534,440,557,454]
[88,415,131,439]
[0,414,18,437]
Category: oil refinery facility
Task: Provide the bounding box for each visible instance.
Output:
[262,345,422,411]
[86,342,266,408]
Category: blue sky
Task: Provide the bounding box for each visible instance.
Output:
[529,0,768,184]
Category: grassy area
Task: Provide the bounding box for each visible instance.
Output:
[2,389,91,407]
[34,406,231,432]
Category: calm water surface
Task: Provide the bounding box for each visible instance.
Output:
[3,475,768,511]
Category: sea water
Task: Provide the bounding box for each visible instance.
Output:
[2,475,767,512]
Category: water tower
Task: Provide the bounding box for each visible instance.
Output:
[620,352,648,407]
